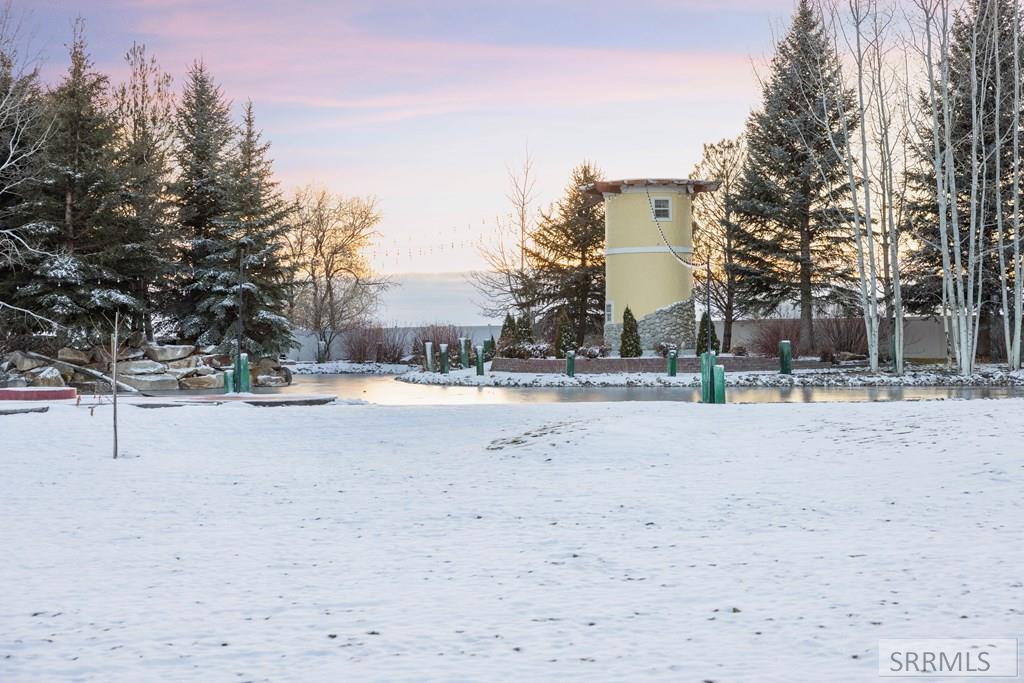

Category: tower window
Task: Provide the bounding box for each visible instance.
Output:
[605,302,614,323]
[652,197,672,221]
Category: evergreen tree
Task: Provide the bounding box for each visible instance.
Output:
[113,43,175,341]
[730,0,856,352]
[695,310,720,356]
[619,306,642,357]
[553,308,576,359]
[523,162,605,345]
[170,61,236,345]
[498,311,516,345]
[219,102,295,357]
[13,25,134,337]
[515,313,533,343]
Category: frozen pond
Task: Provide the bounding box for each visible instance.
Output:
[267,373,1024,405]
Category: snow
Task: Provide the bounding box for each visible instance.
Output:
[288,360,416,376]
[2,399,1022,681]
[399,363,1024,388]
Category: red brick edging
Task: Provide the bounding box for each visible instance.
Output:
[490,357,833,374]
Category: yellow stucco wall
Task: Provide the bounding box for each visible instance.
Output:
[604,188,694,323]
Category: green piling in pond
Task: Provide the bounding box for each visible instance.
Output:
[475,345,485,376]
[566,350,575,377]
[701,351,716,403]
[459,338,469,368]
[440,343,450,374]
[667,349,677,377]
[424,341,434,372]
[223,369,234,393]
[237,353,251,393]
[713,364,726,404]
[779,340,792,375]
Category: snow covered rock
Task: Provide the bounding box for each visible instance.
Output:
[92,346,143,363]
[255,374,287,387]
[117,359,166,375]
[180,373,224,389]
[27,366,65,387]
[143,344,195,362]
[165,367,198,381]
[57,347,92,365]
[165,356,198,370]
[7,351,46,372]
[118,373,179,391]
[1,375,27,388]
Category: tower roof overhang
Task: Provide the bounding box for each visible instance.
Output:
[582,178,720,196]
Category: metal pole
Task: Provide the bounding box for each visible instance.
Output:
[111,311,118,460]
[706,260,712,353]
[237,243,245,368]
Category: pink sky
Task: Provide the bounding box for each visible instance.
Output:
[31,0,796,275]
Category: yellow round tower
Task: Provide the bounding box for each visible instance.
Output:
[585,178,719,354]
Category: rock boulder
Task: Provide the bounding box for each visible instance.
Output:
[118,373,179,391]
[57,347,93,365]
[117,359,167,375]
[28,366,66,387]
[144,344,195,362]
[7,350,47,372]
[180,373,224,390]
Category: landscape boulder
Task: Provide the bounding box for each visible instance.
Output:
[92,346,143,363]
[117,359,166,375]
[27,366,65,387]
[143,344,195,362]
[166,367,198,380]
[118,373,179,391]
[255,374,288,387]
[7,350,47,372]
[57,347,92,365]
[180,373,224,390]
[165,356,198,370]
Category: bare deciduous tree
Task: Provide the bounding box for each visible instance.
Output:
[283,186,388,361]
[470,147,537,318]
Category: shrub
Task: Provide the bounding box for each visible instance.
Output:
[345,324,409,363]
[576,344,610,359]
[412,323,468,367]
[553,309,576,359]
[817,317,868,357]
[695,311,720,356]
[654,341,678,358]
[751,319,803,357]
[499,341,553,359]
[498,313,516,346]
[516,314,534,343]
[731,345,748,357]
[619,306,642,357]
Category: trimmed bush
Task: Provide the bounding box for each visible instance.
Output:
[553,310,576,359]
[619,306,642,358]
[695,311,720,356]
[751,319,802,357]
[516,314,534,343]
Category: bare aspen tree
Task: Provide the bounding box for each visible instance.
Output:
[1013,0,1023,369]
[470,148,538,318]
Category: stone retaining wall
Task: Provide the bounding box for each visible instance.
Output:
[605,297,696,355]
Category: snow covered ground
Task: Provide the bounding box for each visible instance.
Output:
[288,360,416,376]
[399,363,1024,388]
[2,400,1022,681]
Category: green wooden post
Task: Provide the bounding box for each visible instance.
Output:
[566,350,575,377]
[223,369,234,393]
[779,340,792,375]
[713,364,726,404]
[459,338,469,368]
[667,349,677,377]
[424,341,434,372]
[440,343,450,374]
[701,351,716,403]
[237,352,251,393]
[475,345,485,376]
